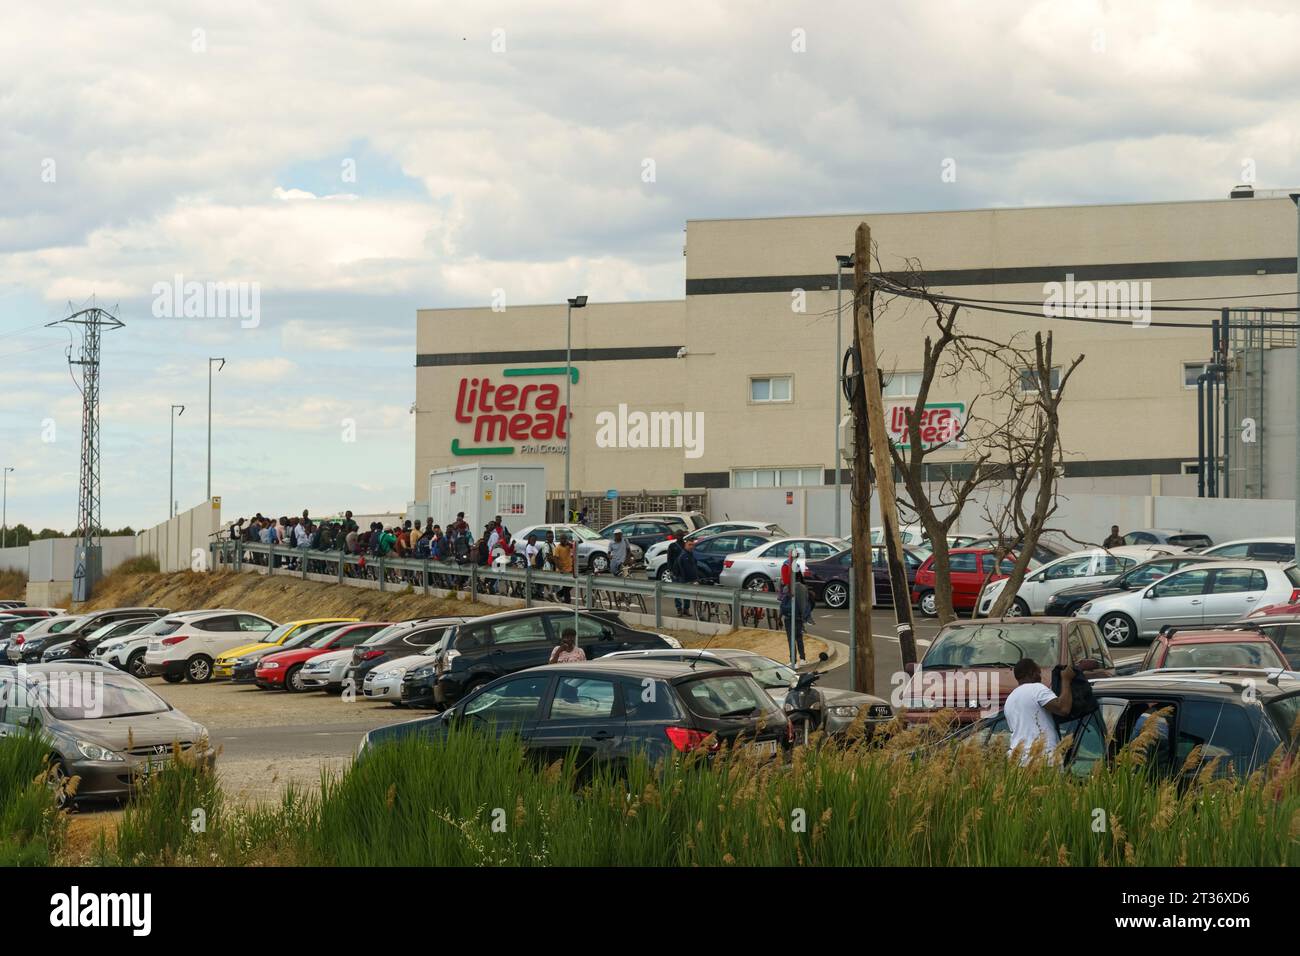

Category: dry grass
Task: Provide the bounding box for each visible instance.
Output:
[0,569,26,600]
[82,568,490,624]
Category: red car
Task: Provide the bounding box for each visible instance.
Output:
[255,621,391,692]
[1138,626,1288,672]
[1245,601,1300,619]
[911,548,1016,617]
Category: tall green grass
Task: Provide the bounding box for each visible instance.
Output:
[95,718,1300,867]
[0,732,64,866]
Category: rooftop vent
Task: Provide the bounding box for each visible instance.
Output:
[1229,184,1255,198]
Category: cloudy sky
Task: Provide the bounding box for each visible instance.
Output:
[2,0,1298,532]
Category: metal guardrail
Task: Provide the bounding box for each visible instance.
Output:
[210,540,785,631]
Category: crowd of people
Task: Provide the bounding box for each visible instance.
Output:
[225,510,597,596]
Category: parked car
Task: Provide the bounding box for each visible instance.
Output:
[869,524,928,547]
[901,617,1115,725]
[596,519,685,555]
[256,622,391,691]
[1043,553,1228,617]
[402,607,681,709]
[510,523,643,573]
[232,621,378,684]
[975,546,1157,617]
[1235,615,1300,669]
[0,662,216,807]
[910,548,1029,618]
[0,615,42,659]
[642,521,786,576]
[213,617,358,680]
[42,617,156,662]
[603,647,894,739]
[1198,537,1295,563]
[1122,528,1213,550]
[655,530,781,582]
[343,618,467,691]
[24,608,171,663]
[1136,625,1288,672]
[5,615,88,663]
[803,545,925,610]
[619,511,709,532]
[716,536,850,592]
[362,653,434,705]
[960,535,1071,566]
[297,647,356,693]
[1076,561,1300,647]
[362,659,791,771]
[0,600,26,609]
[0,607,65,619]
[949,671,1300,780]
[93,609,249,678]
[141,611,279,682]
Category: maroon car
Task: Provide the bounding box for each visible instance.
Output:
[803,546,924,609]
[901,617,1116,726]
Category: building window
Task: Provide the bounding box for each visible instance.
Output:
[1183,361,1208,389]
[733,467,823,488]
[496,482,527,517]
[881,371,924,398]
[750,375,792,403]
[1019,367,1061,392]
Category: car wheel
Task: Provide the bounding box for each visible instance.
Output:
[126,649,147,678]
[1099,612,1137,647]
[917,591,938,617]
[589,553,609,574]
[743,574,772,592]
[162,671,184,684]
[824,581,848,609]
[1012,598,1030,617]
[284,664,305,693]
[185,655,214,683]
[47,758,75,810]
[657,566,674,582]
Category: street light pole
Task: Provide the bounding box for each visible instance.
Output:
[835,254,854,538]
[170,404,185,519]
[2,467,12,549]
[564,296,588,523]
[207,357,225,501]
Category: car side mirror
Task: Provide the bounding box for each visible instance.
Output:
[1144,590,1157,599]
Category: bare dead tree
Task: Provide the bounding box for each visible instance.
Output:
[871,259,1045,623]
[983,332,1085,616]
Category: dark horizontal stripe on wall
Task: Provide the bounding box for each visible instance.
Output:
[416,346,683,368]
[1063,457,1187,478]
[684,471,730,489]
[686,257,1298,296]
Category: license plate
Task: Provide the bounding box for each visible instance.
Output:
[746,739,778,757]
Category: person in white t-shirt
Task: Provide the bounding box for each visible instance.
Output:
[1003,658,1075,765]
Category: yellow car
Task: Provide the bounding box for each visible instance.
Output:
[212,618,358,680]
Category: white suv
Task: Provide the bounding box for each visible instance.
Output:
[141,610,278,683]
[975,545,1161,616]
[1077,560,1300,647]
[94,610,224,677]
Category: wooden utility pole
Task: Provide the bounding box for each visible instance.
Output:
[853,223,920,668]
[848,229,876,694]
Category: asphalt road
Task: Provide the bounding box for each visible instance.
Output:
[801,606,946,698]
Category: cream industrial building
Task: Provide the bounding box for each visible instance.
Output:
[414,193,1298,522]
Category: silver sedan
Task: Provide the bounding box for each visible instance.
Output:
[716,536,850,591]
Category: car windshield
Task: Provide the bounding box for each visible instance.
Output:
[361,624,402,646]
[1164,642,1286,669]
[568,525,601,541]
[257,623,296,644]
[726,652,797,689]
[679,673,784,720]
[281,626,330,650]
[37,672,171,720]
[924,624,1060,671]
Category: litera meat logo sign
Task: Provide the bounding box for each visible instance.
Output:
[451,366,578,456]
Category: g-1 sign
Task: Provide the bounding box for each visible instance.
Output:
[886,402,965,450]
